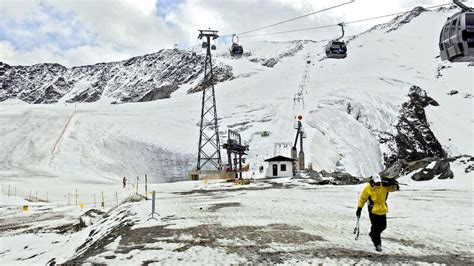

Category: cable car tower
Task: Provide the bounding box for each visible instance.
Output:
[196,29,222,170]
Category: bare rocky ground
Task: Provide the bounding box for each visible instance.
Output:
[69,219,470,265]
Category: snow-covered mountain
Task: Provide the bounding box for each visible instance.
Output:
[0,50,233,104]
[0,7,472,185]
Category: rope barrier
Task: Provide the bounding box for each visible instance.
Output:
[0,180,151,210]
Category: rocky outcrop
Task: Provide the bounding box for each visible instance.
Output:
[0,50,233,104]
[0,62,70,104]
[349,6,429,43]
[411,158,453,181]
[79,209,107,228]
[382,86,446,167]
[187,63,233,93]
[380,157,453,181]
[248,40,306,68]
[384,7,426,33]
[293,169,364,185]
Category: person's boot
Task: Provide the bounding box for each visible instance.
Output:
[375,245,382,252]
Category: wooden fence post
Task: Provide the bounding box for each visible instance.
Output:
[136,176,139,194]
[145,174,148,200]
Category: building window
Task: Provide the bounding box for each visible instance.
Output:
[280,164,286,171]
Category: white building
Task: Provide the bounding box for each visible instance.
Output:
[264,155,296,178]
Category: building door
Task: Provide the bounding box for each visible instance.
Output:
[272,164,278,176]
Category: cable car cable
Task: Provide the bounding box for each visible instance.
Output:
[220,0,355,38]
[237,2,453,38]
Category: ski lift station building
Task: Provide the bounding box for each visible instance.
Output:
[264,155,296,178]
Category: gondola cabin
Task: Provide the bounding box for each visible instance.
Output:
[325,40,347,59]
[439,11,474,62]
[230,43,244,57]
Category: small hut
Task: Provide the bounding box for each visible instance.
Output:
[264,155,296,178]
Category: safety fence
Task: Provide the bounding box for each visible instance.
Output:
[0,175,152,212]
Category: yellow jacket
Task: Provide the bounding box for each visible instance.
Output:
[358,183,398,215]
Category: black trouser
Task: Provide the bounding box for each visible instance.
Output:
[369,212,387,246]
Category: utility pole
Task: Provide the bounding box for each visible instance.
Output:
[196,29,222,170]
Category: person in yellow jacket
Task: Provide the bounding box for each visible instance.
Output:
[356,174,399,252]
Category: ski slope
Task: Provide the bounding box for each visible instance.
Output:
[0,8,471,187]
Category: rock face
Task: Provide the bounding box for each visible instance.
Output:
[380,157,453,181]
[187,63,233,94]
[0,50,233,104]
[377,86,454,182]
[382,86,446,167]
[384,7,426,33]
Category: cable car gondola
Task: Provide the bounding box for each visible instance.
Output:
[230,35,244,57]
[326,23,347,59]
[439,0,474,62]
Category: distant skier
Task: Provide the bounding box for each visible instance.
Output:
[356,174,399,252]
[122,176,127,188]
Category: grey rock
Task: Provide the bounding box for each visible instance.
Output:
[383,86,446,167]
[0,50,233,104]
[248,40,307,68]
[384,7,426,33]
[187,63,233,93]
[380,159,409,179]
[79,209,106,228]
[298,169,364,185]
[410,158,453,181]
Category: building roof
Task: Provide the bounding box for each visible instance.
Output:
[264,155,296,162]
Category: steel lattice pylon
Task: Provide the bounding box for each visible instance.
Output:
[196,30,222,170]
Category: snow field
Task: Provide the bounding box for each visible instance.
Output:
[0,7,473,264]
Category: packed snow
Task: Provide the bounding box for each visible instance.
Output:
[0,7,473,265]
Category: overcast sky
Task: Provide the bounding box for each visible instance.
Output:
[0,0,464,66]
